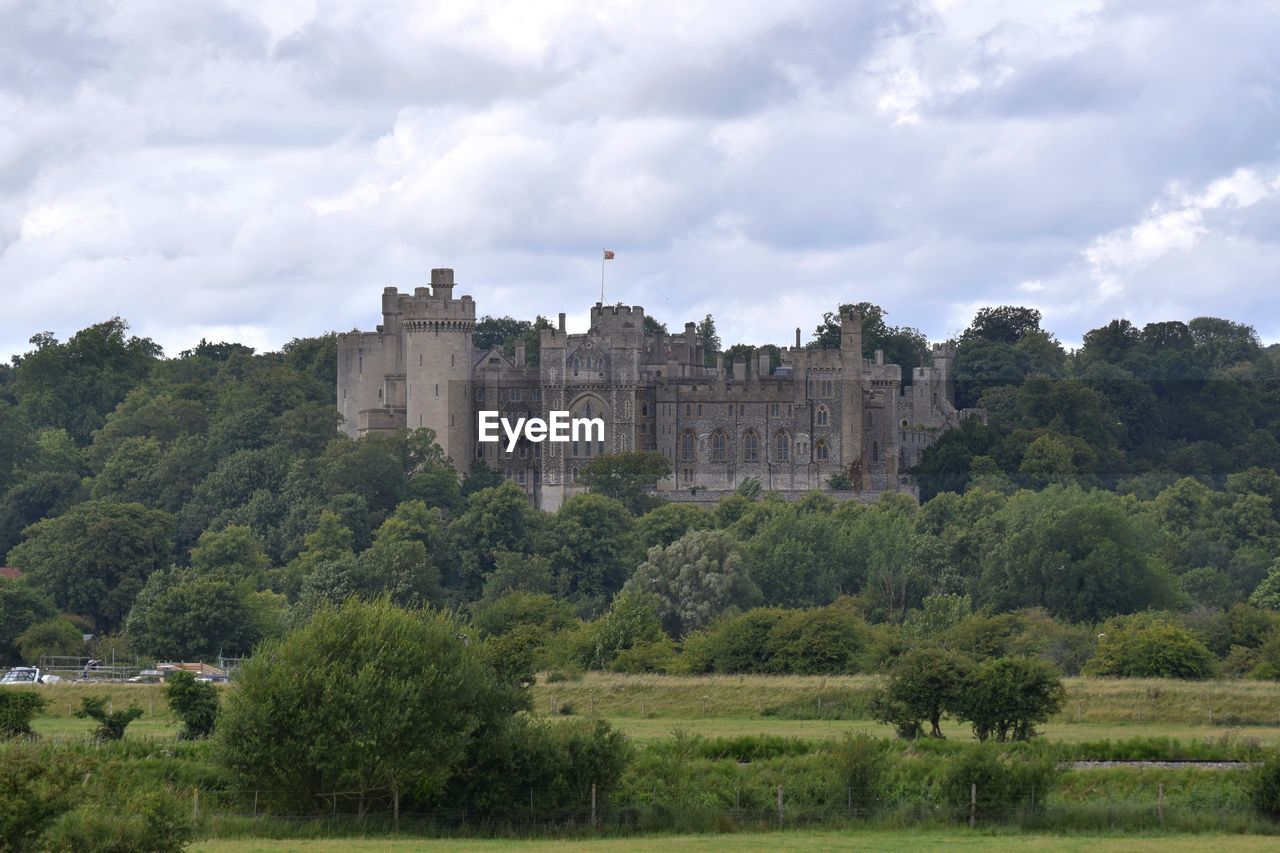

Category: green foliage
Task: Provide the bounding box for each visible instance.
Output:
[578,451,672,515]
[41,788,193,853]
[0,743,81,851]
[569,590,665,669]
[0,691,46,738]
[936,744,1061,817]
[9,501,174,631]
[1250,749,1280,819]
[627,529,759,636]
[125,571,259,661]
[74,696,144,741]
[953,657,1066,742]
[1084,614,1217,679]
[15,618,83,664]
[764,604,887,675]
[471,591,576,639]
[216,598,527,813]
[164,671,219,739]
[877,647,975,738]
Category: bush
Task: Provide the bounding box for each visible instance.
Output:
[1250,749,1280,819]
[0,743,80,850]
[764,605,886,675]
[164,671,219,739]
[74,696,143,741]
[876,647,974,739]
[953,657,1065,742]
[936,745,1060,818]
[1084,613,1217,679]
[568,591,664,669]
[0,690,46,738]
[832,733,890,811]
[42,789,193,853]
[610,637,677,673]
[15,618,83,664]
[448,716,631,816]
[681,608,785,674]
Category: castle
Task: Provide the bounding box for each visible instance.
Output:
[337,268,972,511]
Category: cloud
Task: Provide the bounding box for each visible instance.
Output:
[2,0,1280,363]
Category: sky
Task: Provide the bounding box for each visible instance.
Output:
[3,0,1280,362]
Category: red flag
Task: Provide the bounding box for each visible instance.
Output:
[603,249,615,260]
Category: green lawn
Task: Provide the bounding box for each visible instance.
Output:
[191,831,1280,852]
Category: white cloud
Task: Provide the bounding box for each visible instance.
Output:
[3,0,1280,361]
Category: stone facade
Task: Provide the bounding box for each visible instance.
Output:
[337,268,978,511]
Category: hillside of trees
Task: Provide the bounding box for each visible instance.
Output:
[2,307,1279,680]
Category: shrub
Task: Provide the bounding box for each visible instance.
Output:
[0,743,81,849]
[1083,613,1217,679]
[936,745,1059,818]
[681,608,785,674]
[42,789,193,853]
[832,733,891,810]
[765,605,886,675]
[1250,749,1280,819]
[164,671,219,739]
[471,591,575,639]
[610,638,677,673]
[569,591,664,669]
[15,618,83,664]
[953,657,1065,742]
[0,690,46,738]
[74,696,144,741]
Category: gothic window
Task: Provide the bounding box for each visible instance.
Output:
[872,441,879,462]
[815,440,830,461]
[572,357,580,376]
[641,401,649,416]
[711,430,727,462]
[571,466,579,483]
[696,403,702,416]
[743,430,759,462]
[685,403,692,416]
[680,430,696,461]
[816,405,829,427]
[774,430,791,462]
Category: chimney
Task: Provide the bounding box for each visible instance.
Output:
[558,312,566,332]
[875,349,884,365]
[715,352,724,374]
[757,351,771,377]
[684,321,697,356]
[515,342,526,368]
[795,327,801,349]
[733,357,746,382]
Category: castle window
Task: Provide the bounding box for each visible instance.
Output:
[518,469,526,485]
[866,412,873,428]
[598,439,604,455]
[797,437,808,456]
[640,423,647,433]
[711,430,727,462]
[572,358,579,376]
[696,404,702,416]
[475,444,483,460]
[434,384,439,398]
[816,405,829,426]
[572,439,579,456]
[475,388,484,401]
[534,443,542,458]
[641,401,649,416]
[680,430,696,461]
[815,440,830,461]
[774,430,791,462]
[770,403,780,417]
[571,466,579,483]
[822,379,833,397]
[511,389,521,402]
[872,441,879,462]
[533,470,541,485]
[532,389,542,401]
[743,430,759,462]
[378,387,383,400]
[419,354,423,366]
[519,445,527,459]
[451,354,455,367]
[685,403,691,416]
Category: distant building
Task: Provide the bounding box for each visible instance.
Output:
[337,268,979,511]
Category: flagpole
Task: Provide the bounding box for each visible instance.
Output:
[600,251,605,304]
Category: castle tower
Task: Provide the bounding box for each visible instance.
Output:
[839,310,867,489]
[403,268,475,470]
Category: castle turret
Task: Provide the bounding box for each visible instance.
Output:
[402,269,475,469]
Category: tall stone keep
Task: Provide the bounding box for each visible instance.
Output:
[337,268,475,466]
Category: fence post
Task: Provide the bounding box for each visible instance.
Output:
[1158,783,1165,828]
[969,783,976,828]
[776,785,784,828]
[332,792,337,822]
[847,785,852,818]
[590,783,597,826]
[193,788,200,819]
[393,783,400,831]
[253,791,258,817]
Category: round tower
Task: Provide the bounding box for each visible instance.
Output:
[403,268,476,470]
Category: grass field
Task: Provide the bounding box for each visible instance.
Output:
[190,831,1280,852]
[19,673,1280,745]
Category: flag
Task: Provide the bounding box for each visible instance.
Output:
[603,249,615,260]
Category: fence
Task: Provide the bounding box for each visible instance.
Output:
[37,655,146,683]
[187,777,1263,834]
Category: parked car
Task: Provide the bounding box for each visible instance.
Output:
[1,666,62,685]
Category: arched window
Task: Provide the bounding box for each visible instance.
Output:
[815,440,830,461]
[742,430,759,462]
[711,430,727,462]
[572,357,580,376]
[774,430,791,462]
[816,405,829,427]
[571,466,579,483]
[680,430,696,461]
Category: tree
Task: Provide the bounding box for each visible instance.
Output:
[764,604,886,675]
[216,598,526,815]
[634,502,712,551]
[1083,614,1217,679]
[546,493,638,607]
[164,670,219,739]
[125,571,258,661]
[953,657,1065,742]
[0,580,56,664]
[189,524,271,582]
[8,501,174,631]
[75,696,144,740]
[578,451,672,515]
[696,314,721,367]
[16,618,83,664]
[626,529,760,636]
[961,306,1044,346]
[571,590,664,669]
[876,647,975,738]
[453,481,543,598]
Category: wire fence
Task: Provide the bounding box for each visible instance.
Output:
[188,779,1264,833]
